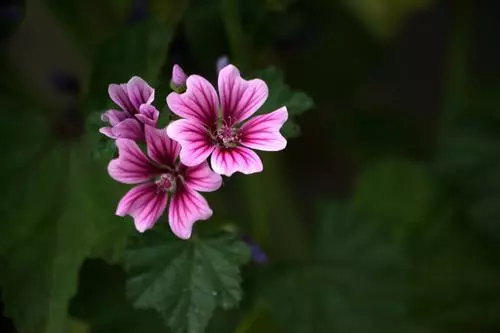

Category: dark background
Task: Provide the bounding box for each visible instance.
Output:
[2,0,500,332]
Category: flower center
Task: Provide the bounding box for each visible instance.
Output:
[214,125,240,148]
[155,173,176,193]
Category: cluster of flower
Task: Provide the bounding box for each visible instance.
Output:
[100,63,288,239]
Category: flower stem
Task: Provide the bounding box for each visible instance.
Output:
[219,0,250,71]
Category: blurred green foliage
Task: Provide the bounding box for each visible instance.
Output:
[2,0,500,333]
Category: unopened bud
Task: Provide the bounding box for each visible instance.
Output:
[170,64,187,92]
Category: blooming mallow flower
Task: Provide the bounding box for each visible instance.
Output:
[166,64,288,176]
[100,76,159,141]
[170,64,187,92]
[108,125,222,239]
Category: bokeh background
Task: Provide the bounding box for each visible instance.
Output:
[2,0,500,332]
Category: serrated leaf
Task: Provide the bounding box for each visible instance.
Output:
[87,19,174,111]
[125,228,250,333]
[260,203,432,333]
[256,67,314,138]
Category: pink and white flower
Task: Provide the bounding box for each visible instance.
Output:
[108,125,222,239]
[100,76,159,141]
[166,64,288,176]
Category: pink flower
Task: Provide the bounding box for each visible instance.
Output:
[166,65,288,176]
[108,125,222,239]
[100,76,159,141]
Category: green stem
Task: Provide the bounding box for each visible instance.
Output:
[219,0,250,71]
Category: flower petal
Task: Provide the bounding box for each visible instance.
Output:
[101,109,129,126]
[240,107,288,151]
[166,119,215,167]
[210,146,263,176]
[110,118,144,141]
[136,104,159,126]
[168,186,213,239]
[109,83,134,114]
[184,161,223,192]
[99,126,117,139]
[116,183,168,233]
[218,64,268,124]
[126,76,155,111]
[166,75,219,126]
[145,125,180,167]
[108,139,155,184]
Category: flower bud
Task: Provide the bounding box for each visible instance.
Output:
[216,56,229,73]
[170,64,187,92]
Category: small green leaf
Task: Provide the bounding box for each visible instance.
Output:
[87,20,174,111]
[256,67,314,138]
[125,228,251,333]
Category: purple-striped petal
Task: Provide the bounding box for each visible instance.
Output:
[101,109,129,126]
[108,139,155,184]
[210,146,263,176]
[99,126,117,139]
[166,119,215,167]
[240,107,288,151]
[116,183,168,233]
[127,76,155,111]
[168,186,213,239]
[184,161,223,192]
[166,75,219,126]
[218,65,268,124]
[109,83,134,114]
[110,118,144,141]
[145,125,180,167]
[136,104,159,126]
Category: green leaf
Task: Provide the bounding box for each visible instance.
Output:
[0,91,131,333]
[261,204,420,333]
[87,19,174,111]
[69,259,167,333]
[353,158,438,241]
[256,67,314,138]
[125,228,251,333]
